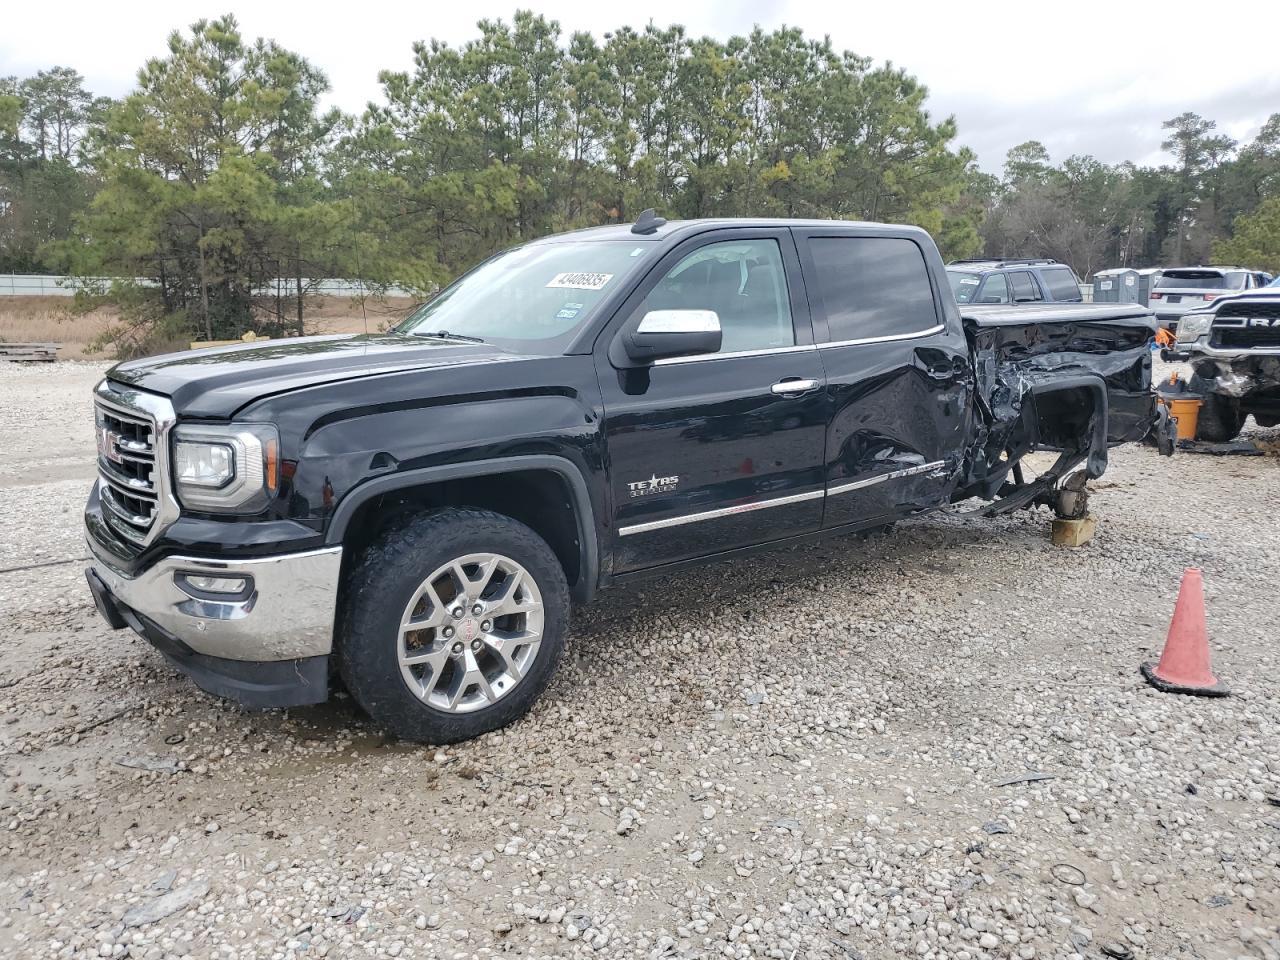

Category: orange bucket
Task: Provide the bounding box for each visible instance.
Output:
[1165,396,1202,440]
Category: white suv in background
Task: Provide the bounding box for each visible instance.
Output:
[1149,267,1273,331]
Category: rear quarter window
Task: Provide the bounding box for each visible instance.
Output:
[1040,267,1082,301]
[808,237,939,341]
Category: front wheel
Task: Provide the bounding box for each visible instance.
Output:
[1190,378,1245,442]
[337,508,570,744]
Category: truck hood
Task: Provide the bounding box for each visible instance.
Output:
[108,333,522,418]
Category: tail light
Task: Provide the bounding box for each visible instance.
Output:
[1203,293,1220,301]
[1150,292,1163,299]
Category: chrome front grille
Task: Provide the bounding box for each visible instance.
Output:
[1211,301,1280,350]
[93,382,179,547]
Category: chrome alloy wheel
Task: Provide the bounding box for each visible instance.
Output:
[397,552,544,713]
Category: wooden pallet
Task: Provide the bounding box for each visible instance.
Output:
[0,342,60,362]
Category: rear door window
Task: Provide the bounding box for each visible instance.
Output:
[805,237,939,341]
[1008,271,1043,302]
[977,273,1009,303]
[1040,267,1082,301]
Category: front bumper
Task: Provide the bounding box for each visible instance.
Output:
[1182,346,1280,400]
[86,537,342,707]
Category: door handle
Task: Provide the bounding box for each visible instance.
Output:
[771,377,820,396]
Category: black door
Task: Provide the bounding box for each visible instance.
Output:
[793,229,972,528]
[594,228,828,572]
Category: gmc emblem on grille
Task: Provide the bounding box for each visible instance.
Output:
[97,427,124,464]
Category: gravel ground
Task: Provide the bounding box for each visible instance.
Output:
[0,359,1277,960]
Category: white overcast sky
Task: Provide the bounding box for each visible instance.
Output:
[3,0,1278,173]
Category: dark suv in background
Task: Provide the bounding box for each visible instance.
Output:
[946,259,1084,305]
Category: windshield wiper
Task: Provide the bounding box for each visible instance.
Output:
[417,330,485,344]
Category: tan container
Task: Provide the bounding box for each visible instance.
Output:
[1165,396,1202,441]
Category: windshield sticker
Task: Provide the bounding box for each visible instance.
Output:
[630,247,644,257]
[959,277,979,285]
[555,303,584,320]
[547,272,613,291]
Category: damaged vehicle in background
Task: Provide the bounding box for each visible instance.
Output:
[83,214,1168,744]
[1169,286,1280,440]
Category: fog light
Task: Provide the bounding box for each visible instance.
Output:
[177,573,250,597]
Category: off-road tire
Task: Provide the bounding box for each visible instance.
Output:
[1190,377,1246,442]
[337,507,570,744]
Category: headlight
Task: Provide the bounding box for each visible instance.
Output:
[172,423,279,512]
[1176,312,1214,342]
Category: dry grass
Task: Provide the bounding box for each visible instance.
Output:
[0,295,420,360]
[297,296,418,335]
[0,298,116,359]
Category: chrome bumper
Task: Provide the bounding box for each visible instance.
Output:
[86,540,342,662]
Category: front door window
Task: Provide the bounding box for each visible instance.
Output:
[635,240,794,354]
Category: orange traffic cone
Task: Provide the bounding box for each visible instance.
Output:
[1141,568,1229,697]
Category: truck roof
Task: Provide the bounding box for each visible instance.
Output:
[947,258,1060,270]
[539,218,932,244]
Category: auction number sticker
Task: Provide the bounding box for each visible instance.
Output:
[547,272,613,290]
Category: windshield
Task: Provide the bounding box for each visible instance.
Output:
[1270,276,1280,287]
[1156,270,1243,290]
[399,240,654,349]
[947,271,983,303]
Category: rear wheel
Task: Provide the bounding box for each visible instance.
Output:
[1190,377,1245,441]
[338,508,569,744]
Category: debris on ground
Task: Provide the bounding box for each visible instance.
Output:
[121,880,210,927]
[1177,438,1265,455]
[992,771,1056,787]
[115,754,183,773]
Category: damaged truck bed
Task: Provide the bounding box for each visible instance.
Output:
[954,302,1166,516]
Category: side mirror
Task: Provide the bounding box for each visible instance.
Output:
[621,309,722,363]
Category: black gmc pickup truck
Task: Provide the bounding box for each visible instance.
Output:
[85,215,1165,743]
